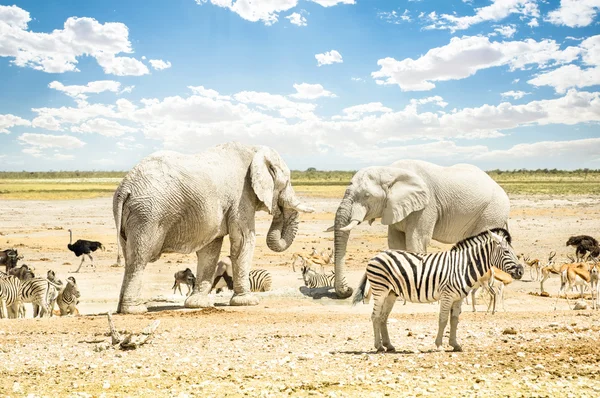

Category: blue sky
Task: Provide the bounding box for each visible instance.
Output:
[0,0,599,171]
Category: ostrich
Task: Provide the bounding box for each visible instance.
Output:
[566,235,600,261]
[67,229,105,273]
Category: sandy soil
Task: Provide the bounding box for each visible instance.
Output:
[1,194,600,397]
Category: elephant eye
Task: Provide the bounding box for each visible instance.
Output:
[364,192,371,198]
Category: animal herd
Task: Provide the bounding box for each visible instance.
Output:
[1,142,599,354]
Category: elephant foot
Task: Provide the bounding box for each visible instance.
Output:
[118,303,148,314]
[335,286,354,299]
[185,293,214,308]
[230,293,259,306]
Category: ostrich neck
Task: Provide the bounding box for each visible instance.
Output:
[69,230,73,245]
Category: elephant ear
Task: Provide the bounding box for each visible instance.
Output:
[250,148,276,214]
[381,170,430,226]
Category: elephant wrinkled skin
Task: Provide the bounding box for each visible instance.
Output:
[332,159,510,299]
[113,142,313,314]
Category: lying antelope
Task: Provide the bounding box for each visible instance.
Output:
[290,247,318,272]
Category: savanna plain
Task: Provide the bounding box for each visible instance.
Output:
[1,171,600,397]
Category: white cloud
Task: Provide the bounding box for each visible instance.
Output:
[95,54,149,76]
[493,24,517,38]
[18,133,85,149]
[315,50,343,66]
[53,153,74,160]
[0,114,30,134]
[310,0,355,6]
[528,65,600,93]
[31,115,62,131]
[527,18,539,27]
[476,137,600,161]
[500,90,530,99]
[149,59,172,70]
[378,9,411,24]
[351,77,364,82]
[422,0,539,32]
[290,83,336,100]
[372,36,580,91]
[188,85,232,100]
[286,12,307,26]
[0,5,148,75]
[546,0,600,28]
[333,102,393,120]
[48,80,122,99]
[233,91,316,119]
[195,1,353,26]
[346,141,488,164]
[71,118,138,137]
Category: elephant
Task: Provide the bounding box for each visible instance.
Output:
[113,142,313,314]
[331,159,510,299]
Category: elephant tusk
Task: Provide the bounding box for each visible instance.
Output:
[340,219,361,232]
[295,203,315,213]
[368,219,376,226]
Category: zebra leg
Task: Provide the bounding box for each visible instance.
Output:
[371,290,387,352]
[379,292,398,352]
[33,303,39,318]
[448,299,463,352]
[435,296,454,350]
[470,287,477,312]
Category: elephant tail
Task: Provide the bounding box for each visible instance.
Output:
[352,272,368,306]
[113,189,130,267]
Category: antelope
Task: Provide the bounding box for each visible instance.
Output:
[470,266,514,314]
[290,247,319,272]
[554,261,594,310]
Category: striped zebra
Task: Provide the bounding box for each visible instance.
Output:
[301,265,335,288]
[352,229,523,353]
[249,269,272,292]
[55,276,81,316]
[19,277,63,318]
[0,275,21,318]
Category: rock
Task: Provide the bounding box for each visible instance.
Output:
[502,327,518,335]
[573,300,588,310]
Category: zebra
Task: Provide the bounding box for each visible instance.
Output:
[301,265,335,288]
[249,269,272,292]
[56,276,80,316]
[0,275,21,319]
[211,268,272,293]
[352,229,524,353]
[18,277,63,318]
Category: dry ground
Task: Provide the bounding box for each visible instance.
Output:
[1,193,600,397]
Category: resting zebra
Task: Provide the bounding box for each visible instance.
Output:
[212,268,272,293]
[352,229,524,353]
[301,265,335,288]
[56,277,81,316]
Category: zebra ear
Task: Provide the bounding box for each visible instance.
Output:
[488,230,504,245]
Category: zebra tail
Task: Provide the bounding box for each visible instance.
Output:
[352,273,368,307]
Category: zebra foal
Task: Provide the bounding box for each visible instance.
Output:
[211,267,272,293]
[301,265,335,288]
[353,229,524,353]
[56,276,81,316]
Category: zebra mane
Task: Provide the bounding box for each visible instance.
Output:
[450,228,512,251]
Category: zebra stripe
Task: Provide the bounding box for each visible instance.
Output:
[301,266,335,288]
[56,277,80,316]
[19,277,62,318]
[353,229,523,353]
[0,275,21,318]
[249,269,272,292]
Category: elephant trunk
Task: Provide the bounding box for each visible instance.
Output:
[333,195,355,299]
[266,204,299,252]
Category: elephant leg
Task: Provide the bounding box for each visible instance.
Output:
[229,228,258,306]
[387,228,406,250]
[117,245,152,314]
[405,214,434,253]
[448,299,463,352]
[185,238,224,308]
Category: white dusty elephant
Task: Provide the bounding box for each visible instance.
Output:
[113,142,313,314]
[331,159,510,298]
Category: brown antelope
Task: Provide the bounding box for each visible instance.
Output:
[553,261,594,310]
[470,267,514,314]
[519,253,541,281]
[290,247,318,272]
